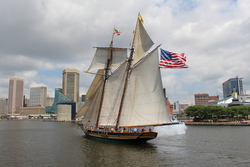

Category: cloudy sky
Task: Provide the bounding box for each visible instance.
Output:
[1,0,250,105]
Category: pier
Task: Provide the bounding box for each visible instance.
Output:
[183,120,250,126]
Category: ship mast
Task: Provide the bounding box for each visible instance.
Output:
[95,29,116,128]
[115,19,139,129]
[115,48,134,129]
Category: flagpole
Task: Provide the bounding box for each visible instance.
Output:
[110,28,115,49]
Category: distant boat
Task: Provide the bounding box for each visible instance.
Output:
[76,14,175,143]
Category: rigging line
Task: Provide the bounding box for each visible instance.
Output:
[114,21,135,47]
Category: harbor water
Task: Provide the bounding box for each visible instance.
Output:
[0,120,249,167]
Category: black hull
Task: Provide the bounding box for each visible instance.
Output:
[77,124,157,143]
[84,130,157,143]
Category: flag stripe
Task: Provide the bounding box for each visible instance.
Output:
[159,48,188,68]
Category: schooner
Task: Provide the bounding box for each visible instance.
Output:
[76,14,173,143]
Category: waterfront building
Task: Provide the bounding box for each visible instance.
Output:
[0,98,8,115]
[57,103,76,121]
[46,97,54,106]
[81,94,86,102]
[7,78,24,115]
[194,93,219,106]
[20,106,46,115]
[29,86,47,107]
[180,104,189,113]
[217,94,250,107]
[222,77,243,98]
[171,101,189,115]
[62,69,80,102]
[173,101,180,115]
[24,98,29,107]
[166,99,173,116]
[45,87,73,114]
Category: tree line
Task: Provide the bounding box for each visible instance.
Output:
[185,105,250,122]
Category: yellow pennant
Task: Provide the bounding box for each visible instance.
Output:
[138,13,144,24]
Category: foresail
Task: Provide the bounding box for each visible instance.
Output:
[85,69,104,98]
[87,47,127,72]
[98,62,128,126]
[81,80,104,127]
[75,69,104,119]
[119,48,171,127]
[131,18,154,66]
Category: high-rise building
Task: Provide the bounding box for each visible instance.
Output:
[0,98,8,115]
[46,97,54,106]
[173,101,180,115]
[29,86,47,107]
[62,69,80,102]
[222,77,243,98]
[7,78,24,115]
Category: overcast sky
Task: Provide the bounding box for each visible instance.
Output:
[1,0,249,105]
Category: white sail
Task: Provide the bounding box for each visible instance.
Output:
[81,80,104,127]
[87,47,127,72]
[131,19,154,66]
[98,62,128,126]
[78,70,104,126]
[119,48,171,127]
[76,70,104,119]
[85,69,104,98]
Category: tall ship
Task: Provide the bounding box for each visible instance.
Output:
[76,14,175,143]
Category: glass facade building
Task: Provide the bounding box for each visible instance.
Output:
[45,88,73,114]
[222,77,243,98]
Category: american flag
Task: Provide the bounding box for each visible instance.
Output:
[159,49,188,68]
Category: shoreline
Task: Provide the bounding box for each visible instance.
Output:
[183,120,250,126]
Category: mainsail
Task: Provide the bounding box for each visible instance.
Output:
[119,47,171,127]
[98,62,128,126]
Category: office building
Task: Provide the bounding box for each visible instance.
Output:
[173,101,180,115]
[46,97,54,106]
[194,93,219,106]
[222,77,243,98]
[29,86,47,107]
[7,78,24,115]
[62,69,80,102]
[0,98,8,115]
[20,106,46,115]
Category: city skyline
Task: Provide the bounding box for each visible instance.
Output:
[0,0,250,105]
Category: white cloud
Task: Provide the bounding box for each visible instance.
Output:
[0,0,250,105]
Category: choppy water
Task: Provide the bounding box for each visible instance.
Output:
[0,120,249,167]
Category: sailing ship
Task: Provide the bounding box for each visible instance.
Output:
[76,14,174,143]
